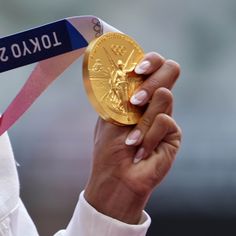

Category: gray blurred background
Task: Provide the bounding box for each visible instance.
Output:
[1,0,236,235]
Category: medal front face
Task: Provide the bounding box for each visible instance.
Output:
[83,32,145,125]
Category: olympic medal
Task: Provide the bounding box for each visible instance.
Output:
[83,32,145,125]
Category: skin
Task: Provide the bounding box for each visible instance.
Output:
[84,52,182,224]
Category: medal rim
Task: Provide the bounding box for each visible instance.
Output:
[83,32,144,125]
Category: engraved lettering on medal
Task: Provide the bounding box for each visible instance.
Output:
[0,47,9,62]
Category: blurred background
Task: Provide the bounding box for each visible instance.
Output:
[1,0,236,235]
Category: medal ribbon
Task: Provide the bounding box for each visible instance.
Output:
[0,16,119,135]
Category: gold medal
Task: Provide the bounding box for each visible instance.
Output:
[83,32,145,125]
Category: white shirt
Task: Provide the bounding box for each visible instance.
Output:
[0,132,151,236]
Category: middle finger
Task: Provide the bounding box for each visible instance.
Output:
[125,87,173,146]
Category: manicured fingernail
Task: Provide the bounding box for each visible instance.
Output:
[135,60,151,74]
[125,129,141,146]
[130,90,148,105]
[133,147,145,164]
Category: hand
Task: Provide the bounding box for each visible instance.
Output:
[84,52,182,224]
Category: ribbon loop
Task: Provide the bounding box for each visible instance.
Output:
[0,16,119,135]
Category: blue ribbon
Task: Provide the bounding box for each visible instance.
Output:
[0,19,88,73]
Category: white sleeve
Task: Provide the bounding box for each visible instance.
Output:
[8,199,39,236]
[54,191,151,236]
[8,191,151,236]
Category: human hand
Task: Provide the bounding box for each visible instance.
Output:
[84,52,182,224]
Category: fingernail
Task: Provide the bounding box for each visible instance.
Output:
[135,60,151,74]
[130,90,148,105]
[133,147,145,164]
[125,129,141,146]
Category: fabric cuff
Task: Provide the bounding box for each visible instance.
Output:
[65,190,151,236]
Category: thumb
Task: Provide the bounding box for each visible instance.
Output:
[94,118,131,145]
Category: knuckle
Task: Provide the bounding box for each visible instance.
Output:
[140,115,152,128]
[165,59,181,77]
[155,113,167,124]
[152,89,161,101]
[147,51,165,61]
[153,88,173,103]
[142,75,160,93]
[168,123,182,150]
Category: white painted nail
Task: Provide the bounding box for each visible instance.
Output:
[125,129,141,146]
[130,90,148,105]
[135,60,151,74]
[133,147,145,164]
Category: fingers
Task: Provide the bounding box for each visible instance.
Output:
[142,114,181,157]
[94,117,132,147]
[146,115,182,184]
[134,52,165,75]
[133,114,181,164]
[130,52,180,106]
[125,87,173,146]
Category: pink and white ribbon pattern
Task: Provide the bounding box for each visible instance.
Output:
[0,16,119,135]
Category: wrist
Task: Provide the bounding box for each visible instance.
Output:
[84,175,148,224]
